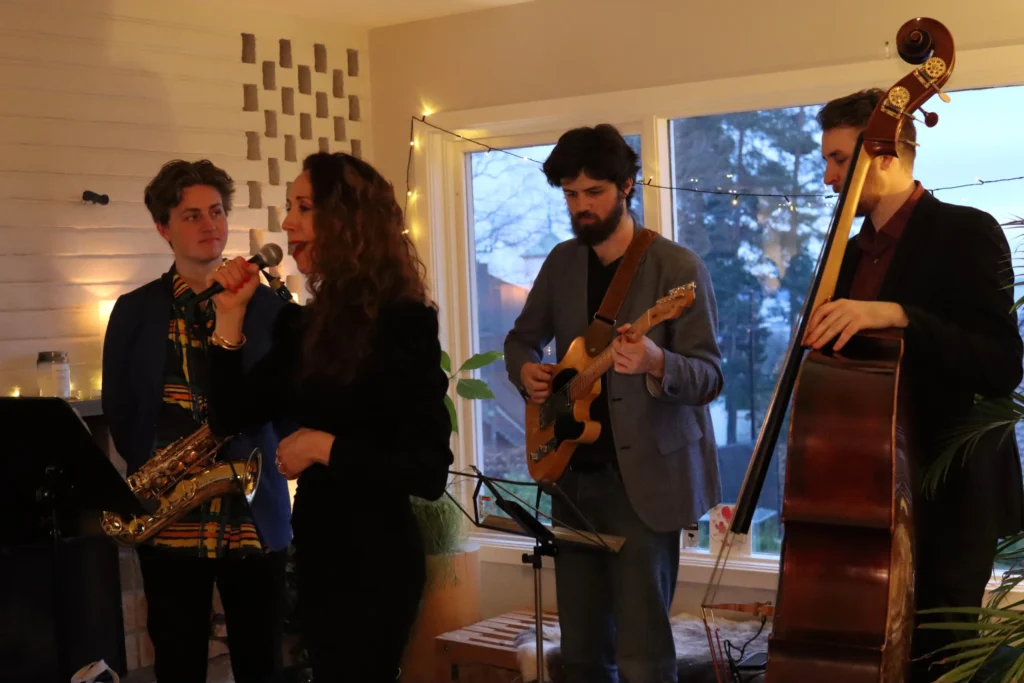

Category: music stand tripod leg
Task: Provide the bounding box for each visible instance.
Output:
[522,538,556,683]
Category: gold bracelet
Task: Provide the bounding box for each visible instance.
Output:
[210,331,246,350]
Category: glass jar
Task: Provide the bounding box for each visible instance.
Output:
[37,351,71,398]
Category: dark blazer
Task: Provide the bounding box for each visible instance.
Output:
[504,226,724,532]
[205,300,453,552]
[101,272,293,552]
[835,191,1024,542]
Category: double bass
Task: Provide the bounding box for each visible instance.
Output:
[702,17,955,682]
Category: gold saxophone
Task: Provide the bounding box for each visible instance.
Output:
[101,423,262,545]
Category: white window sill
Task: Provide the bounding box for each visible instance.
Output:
[471,531,778,590]
[472,532,1024,598]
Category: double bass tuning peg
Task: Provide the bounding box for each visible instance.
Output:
[900,108,939,128]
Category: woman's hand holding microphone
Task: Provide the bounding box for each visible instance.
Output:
[208,256,262,348]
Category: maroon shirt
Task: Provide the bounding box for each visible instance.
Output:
[848,181,927,301]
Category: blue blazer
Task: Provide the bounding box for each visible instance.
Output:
[101,272,293,552]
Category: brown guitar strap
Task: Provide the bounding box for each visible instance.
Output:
[583,227,658,356]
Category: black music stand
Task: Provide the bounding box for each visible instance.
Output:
[0,397,145,682]
[447,469,624,683]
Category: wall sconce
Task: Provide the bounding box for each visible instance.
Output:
[97,299,116,325]
[82,190,109,205]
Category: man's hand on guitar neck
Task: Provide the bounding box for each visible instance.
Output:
[612,323,666,379]
[521,362,555,404]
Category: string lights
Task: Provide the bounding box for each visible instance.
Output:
[403,113,1024,216]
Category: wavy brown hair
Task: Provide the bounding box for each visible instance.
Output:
[301,152,430,384]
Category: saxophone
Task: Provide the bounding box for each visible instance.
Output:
[101,423,262,545]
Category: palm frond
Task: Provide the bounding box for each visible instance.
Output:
[925,392,1024,498]
[914,529,1024,681]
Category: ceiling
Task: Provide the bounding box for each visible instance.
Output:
[253,0,538,28]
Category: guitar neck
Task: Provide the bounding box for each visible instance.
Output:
[568,311,656,401]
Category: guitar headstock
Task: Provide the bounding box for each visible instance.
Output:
[648,283,696,325]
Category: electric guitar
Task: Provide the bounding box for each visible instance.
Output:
[524,284,697,481]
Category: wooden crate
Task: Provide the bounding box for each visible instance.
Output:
[434,610,559,683]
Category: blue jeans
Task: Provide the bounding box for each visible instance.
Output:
[552,467,681,683]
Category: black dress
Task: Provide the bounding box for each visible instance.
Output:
[206,300,454,682]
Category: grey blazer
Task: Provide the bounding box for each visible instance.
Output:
[504,228,724,532]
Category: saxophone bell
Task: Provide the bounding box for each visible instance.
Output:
[101,423,261,546]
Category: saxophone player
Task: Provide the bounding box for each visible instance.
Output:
[101,160,290,683]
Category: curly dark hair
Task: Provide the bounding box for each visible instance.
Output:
[300,152,430,384]
[542,124,640,205]
[143,159,235,225]
[817,88,917,161]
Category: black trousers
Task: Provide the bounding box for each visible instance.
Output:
[136,545,287,683]
[294,532,425,682]
[911,523,999,683]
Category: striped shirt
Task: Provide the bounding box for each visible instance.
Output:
[147,266,263,557]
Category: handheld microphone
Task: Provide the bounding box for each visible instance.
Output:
[190,243,286,307]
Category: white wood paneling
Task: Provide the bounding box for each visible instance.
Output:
[0,282,150,312]
[0,227,251,257]
[0,117,247,157]
[0,201,269,231]
[0,144,262,181]
[0,0,366,396]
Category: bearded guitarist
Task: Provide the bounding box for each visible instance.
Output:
[503,123,724,683]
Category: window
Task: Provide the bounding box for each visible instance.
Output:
[468,135,643,517]
[669,84,1024,556]
[670,105,831,554]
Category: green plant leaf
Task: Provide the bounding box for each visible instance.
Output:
[444,394,458,433]
[457,350,504,373]
[441,350,452,374]
[456,378,495,400]
[927,392,1024,498]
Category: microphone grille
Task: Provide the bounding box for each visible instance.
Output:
[258,242,284,267]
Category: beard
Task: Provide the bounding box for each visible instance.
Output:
[571,200,624,247]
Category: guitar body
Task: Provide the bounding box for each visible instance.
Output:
[766,330,915,683]
[520,283,696,483]
[525,336,604,482]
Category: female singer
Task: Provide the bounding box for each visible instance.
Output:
[204,152,454,681]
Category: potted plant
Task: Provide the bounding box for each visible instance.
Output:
[401,349,504,682]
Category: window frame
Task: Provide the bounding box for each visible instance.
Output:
[410,43,1024,590]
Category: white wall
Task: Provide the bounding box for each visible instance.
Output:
[0,0,371,397]
[369,0,1024,202]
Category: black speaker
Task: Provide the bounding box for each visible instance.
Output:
[0,534,126,683]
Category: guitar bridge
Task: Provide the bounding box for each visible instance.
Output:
[529,439,556,462]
